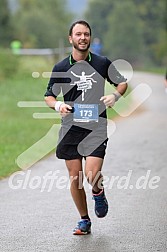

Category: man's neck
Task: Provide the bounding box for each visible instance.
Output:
[72,49,89,62]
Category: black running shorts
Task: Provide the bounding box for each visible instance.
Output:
[56,127,108,160]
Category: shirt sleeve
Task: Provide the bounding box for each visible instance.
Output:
[106,58,127,87]
[44,65,61,98]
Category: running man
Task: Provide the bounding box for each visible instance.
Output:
[44,20,128,235]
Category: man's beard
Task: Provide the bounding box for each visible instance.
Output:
[73,41,90,52]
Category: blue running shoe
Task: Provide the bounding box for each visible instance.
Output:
[93,189,108,218]
[73,219,91,235]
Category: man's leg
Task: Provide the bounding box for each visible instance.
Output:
[84,156,103,192]
[66,159,91,235]
[65,159,89,217]
[85,156,108,218]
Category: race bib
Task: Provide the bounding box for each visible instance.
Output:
[73,103,99,122]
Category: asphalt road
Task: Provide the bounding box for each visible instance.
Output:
[0,72,167,252]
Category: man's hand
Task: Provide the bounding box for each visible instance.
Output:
[100,82,127,107]
[100,94,116,108]
[59,103,72,117]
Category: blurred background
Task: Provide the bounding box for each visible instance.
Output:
[0,0,167,177]
[1,0,166,67]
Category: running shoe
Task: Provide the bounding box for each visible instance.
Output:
[92,189,108,218]
[73,219,91,235]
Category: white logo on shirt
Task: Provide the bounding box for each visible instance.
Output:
[70,71,97,101]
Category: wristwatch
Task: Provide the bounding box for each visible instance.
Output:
[112,92,121,102]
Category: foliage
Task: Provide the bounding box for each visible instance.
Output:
[8,0,72,48]
[104,0,143,64]
[85,0,114,42]
[0,0,15,46]
[85,0,167,66]
[133,0,167,64]
[0,0,73,48]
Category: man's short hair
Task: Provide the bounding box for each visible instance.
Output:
[69,20,92,36]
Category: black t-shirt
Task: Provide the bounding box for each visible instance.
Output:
[44,52,126,130]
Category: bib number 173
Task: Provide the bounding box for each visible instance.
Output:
[73,103,99,122]
[80,109,92,117]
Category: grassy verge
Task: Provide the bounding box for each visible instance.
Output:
[0,53,131,178]
[0,53,56,178]
[0,76,56,178]
[136,65,165,75]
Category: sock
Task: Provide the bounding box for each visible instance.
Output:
[92,180,104,195]
[92,188,103,195]
[81,214,90,221]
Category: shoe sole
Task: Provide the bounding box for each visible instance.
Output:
[95,210,108,218]
[73,229,91,235]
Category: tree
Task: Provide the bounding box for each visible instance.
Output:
[0,0,14,47]
[104,0,143,64]
[85,0,166,66]
[133,0,167,65]
[85,0,114,43]
[12,0,73,48]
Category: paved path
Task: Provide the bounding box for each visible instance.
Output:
[0,72,167,252]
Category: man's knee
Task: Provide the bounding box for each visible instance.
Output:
[69,170,84,188]
[85,170,102,185]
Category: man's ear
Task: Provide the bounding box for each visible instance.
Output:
[69,36,72,44]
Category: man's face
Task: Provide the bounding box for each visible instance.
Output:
[69,24,91,52]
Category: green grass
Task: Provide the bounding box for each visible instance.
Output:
[136,66,165,75]
[0,54,56,178]
[105,81,132,119]
[0,54,132,178]
[0,76,56,178]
